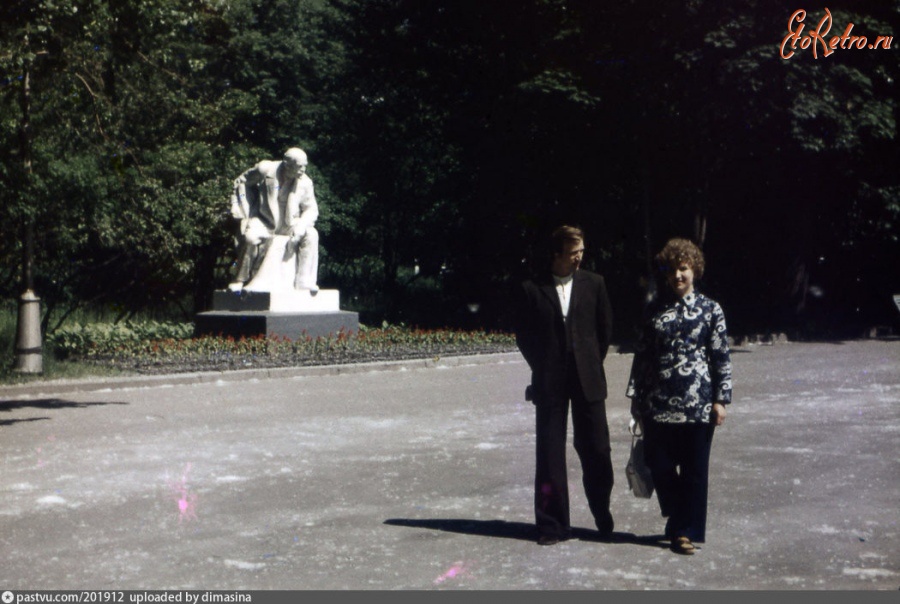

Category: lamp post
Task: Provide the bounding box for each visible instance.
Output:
[13,47,42,374]
[14,292,43,373]
[14,223,42,373]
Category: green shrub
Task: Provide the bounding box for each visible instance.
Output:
[47,320,194,359]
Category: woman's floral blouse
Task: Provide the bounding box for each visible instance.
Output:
[626,291,733,424]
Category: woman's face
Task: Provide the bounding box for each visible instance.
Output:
[666,262,694,297]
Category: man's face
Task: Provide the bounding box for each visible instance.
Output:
[551,238,584,277]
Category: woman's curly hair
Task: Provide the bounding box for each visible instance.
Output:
[655,238,705,279]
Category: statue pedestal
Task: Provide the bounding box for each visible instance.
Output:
[211,289,340,313]
[194,289,359,340]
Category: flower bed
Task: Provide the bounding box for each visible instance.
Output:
[48,322,519,375]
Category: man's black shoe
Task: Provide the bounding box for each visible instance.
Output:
[596,515,615,539]
[537,534,566,546]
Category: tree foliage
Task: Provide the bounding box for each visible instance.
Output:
[0,0,896,339]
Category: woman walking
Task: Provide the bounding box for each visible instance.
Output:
[626,238,733,555]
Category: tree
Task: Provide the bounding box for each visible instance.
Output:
[0,0,260,327]
[1,0,894,341]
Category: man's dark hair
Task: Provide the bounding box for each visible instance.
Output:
[550,225,584,255]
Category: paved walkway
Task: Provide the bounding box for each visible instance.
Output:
[0,341,898,590]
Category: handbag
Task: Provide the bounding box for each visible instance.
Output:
[625,419,654,498]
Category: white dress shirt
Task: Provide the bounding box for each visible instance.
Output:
[553,273,574,319]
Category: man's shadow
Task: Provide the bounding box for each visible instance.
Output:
[384,518,669,549]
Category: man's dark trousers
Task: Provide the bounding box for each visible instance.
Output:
[516,269,615,540]
[534,353,614,539]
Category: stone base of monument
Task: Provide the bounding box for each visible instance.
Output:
[211,289,341,313]
[194,289,359,340]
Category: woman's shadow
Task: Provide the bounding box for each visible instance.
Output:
[384,517,669,549]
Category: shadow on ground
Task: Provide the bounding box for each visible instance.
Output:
[384,518,670,549]
[0,398,128,427]
[0,398,129,410]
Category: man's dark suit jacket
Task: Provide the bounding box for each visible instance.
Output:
[515,269,613,404]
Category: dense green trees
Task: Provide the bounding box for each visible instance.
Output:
[1,0,896,340]
[1,0,248,329]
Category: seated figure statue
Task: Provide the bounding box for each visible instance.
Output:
[228,147,319,293]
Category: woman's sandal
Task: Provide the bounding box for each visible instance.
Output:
[671,536,696,555]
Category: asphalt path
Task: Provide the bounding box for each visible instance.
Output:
[0,340,898,590]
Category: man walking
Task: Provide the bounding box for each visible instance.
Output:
[514,225,615,545]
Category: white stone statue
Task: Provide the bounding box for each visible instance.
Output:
[228,147,319,293]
